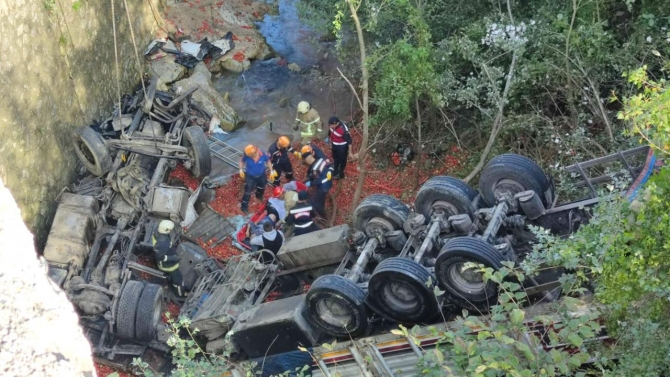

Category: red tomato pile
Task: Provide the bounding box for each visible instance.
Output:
[167,164,200,191]
[162,301,182,323]
[94,363,133,377]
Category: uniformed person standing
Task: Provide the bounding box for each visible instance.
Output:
[326,116,354,179]
[294,101,323,144]
[268,136,293,187]
[239,144,276,213]
[152,220,185,297]
[302,151,334,218]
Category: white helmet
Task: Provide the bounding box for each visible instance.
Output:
[297,101,310,114]
[158,220,175,235]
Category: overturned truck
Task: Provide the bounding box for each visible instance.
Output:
[41,77,657,371]
[43,77,214,371]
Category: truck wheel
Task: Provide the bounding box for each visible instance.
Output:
[183,126,212,178]
[303,274,368,338]
[479,153,552,207]
[74,126,112,177]
[135,283,164,341]
[116,280,144,340]
[435,237,505,312]
[414,176,477,223]
[353,194,409,236]
[367,257,438,324]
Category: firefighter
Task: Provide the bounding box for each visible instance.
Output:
[284,191,320,236]
[326,116,354,179]
[239,144,276,213]
[295,143,328,162]
[250,221,285,254]
[294,101,323,144]
[152,220,186,297]
[301,151,334,218]
[268,136,293,187]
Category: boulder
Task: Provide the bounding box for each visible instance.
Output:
[148,55,187,91]
[173,63,243,132]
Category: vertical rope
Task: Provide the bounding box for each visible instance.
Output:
[111,0,122,127]
[122,0,148,99]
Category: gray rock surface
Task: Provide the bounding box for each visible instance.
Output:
[0,179,95,377]
[149,55,188,91]
[173,63,244,132]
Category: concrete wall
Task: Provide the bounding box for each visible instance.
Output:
[0,0,164,246]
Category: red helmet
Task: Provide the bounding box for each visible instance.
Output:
[272,186,284,198]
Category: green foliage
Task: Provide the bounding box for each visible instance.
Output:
[618,64,670,154]
[371,1,441,123]
[43,0,56,12]
[72,0,83,11]
[525,164,670,375]
[410,266,600,376]
[132,314,235,377]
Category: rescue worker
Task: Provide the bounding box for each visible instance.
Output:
[326,116,355,179]
[152,220,186,297]
[294,101,323,144]
[284,191,320,235]
[250,221,285,254]
[239,144,276,214]
[268,136,293,187]
[302,151,334,218]
[296,143,327,162]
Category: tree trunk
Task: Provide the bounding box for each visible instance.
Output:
[415,97,422,189]
[463,51,518,183]
[347,0,370,215]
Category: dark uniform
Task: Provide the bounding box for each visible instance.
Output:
[286,202,320,236]
[268,140,294,187]
[251,229,285,254]
[306,157,334,217]
[328,119,353,179]
[152,233,185,297]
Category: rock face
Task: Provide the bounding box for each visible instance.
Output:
[149,55,188,91]
[173,63,244,132]
[163,0,274,74]
[0,0,164,246]
[0,178,95,377]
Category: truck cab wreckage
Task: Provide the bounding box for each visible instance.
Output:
[40,74,659,373]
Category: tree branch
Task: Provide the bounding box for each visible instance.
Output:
[464,50,518,183]
[337,67,364,110]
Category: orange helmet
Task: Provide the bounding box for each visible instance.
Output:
[272,186,284,198]
[277,136,290,148]
[300,145,313,155]
[244,144,258,157]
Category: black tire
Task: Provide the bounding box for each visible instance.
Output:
[182,126,212,178]
[353,194,409,236]
[135,283,164,341]
[74,126,112,177]
[303,274,368,338]
[479,154,552,207]
[116,280,145,340]
[367,257,438,324]
[435,237,506,312]
[414,176,477,223]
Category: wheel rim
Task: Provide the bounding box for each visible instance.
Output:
[431,200,459,217]
[76,140,96,166]
[493,178,525,201]
[365,216,394,236]
[447,262,486,294]
[381,281,420,312]
[316,298,353,327]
